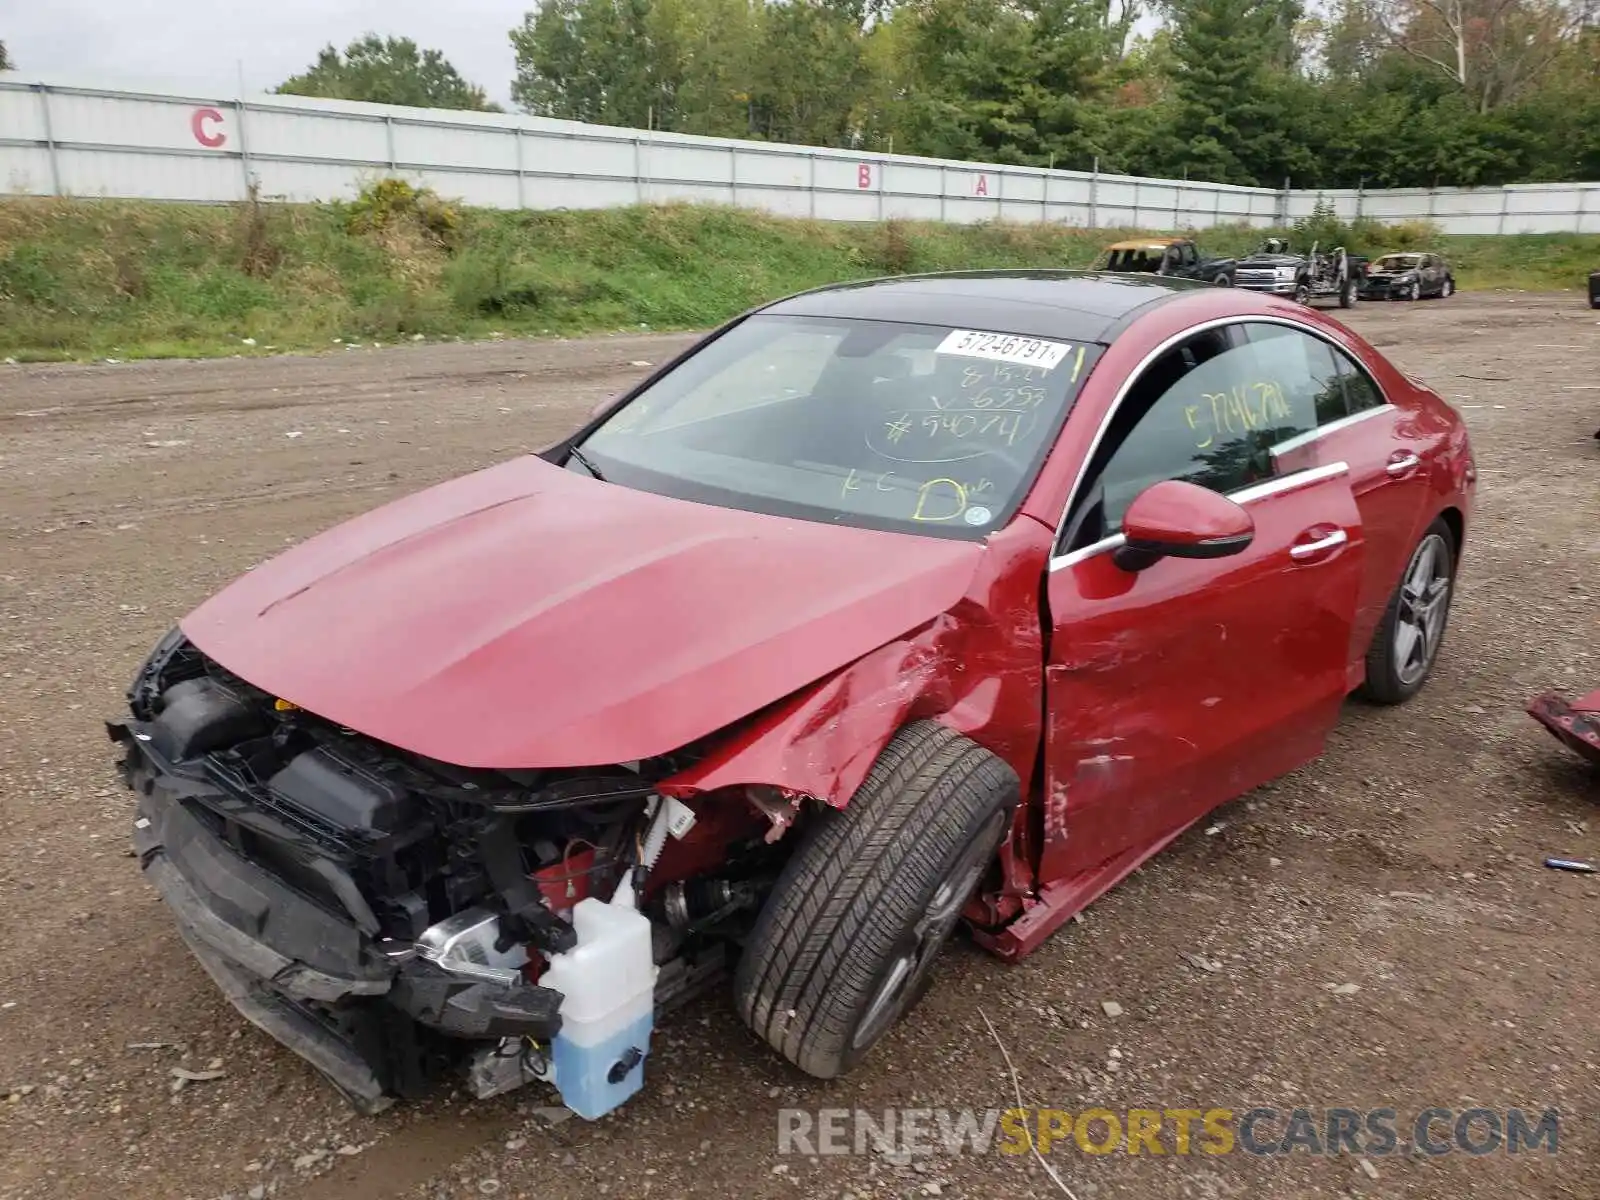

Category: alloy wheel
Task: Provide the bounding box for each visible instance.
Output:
[1393,532,1451,687]
[851,808,1006,1051]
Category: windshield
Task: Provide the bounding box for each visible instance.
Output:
[1374,254,1422,271]
[1108,249,1160,271]
[574,314,1103,539]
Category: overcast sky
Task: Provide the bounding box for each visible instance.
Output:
[5,1,535,106]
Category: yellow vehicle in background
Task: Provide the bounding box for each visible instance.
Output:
[1099,236,1237,287]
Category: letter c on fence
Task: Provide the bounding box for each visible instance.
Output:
[192,108,226,148]
[858,163,872,189]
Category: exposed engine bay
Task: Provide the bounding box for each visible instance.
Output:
[109,628,781,1116]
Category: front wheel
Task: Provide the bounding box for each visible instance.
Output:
[1212,271,1233,287]
[1440,277,1455,298]
[1293,282,1312,305]
[734,721,1018,1079]
[1358,517,1457,705]
[1407,280,1421,301]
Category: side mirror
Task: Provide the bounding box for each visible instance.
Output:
[1112,480,1255,572]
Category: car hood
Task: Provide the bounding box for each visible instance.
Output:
[1239,255,1302,268]
[179,456,985,769]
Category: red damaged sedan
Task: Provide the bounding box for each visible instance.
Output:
[110,271,1475,1118]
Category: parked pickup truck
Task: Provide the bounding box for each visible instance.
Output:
[1100,237,1236,287]
[1234,238,1359,308]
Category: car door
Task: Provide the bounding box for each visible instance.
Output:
[1241,321,1434,669]
[1177,242,1200,279]
[1040,321,1365,884]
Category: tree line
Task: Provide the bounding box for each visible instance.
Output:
[504,0,1597,189]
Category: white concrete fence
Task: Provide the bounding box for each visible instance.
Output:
[3,73,1598,235]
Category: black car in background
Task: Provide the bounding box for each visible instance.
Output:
[1361,252,1455,300]
[1588,268,1599,308]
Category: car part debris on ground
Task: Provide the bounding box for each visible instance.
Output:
[1527,687,1600,766]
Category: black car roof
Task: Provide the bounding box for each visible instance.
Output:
[757,269,1208,344]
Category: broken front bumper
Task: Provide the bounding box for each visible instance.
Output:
[1234,279,1298,295]
[115,726,564,1112]
[1526,689,1600,767]
[1358,279,1405,299]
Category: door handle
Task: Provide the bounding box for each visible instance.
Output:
[1386,452,1421,477]
[1289,529,1348,561]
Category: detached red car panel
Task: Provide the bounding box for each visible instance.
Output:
[109,271,1475,1119]
[1528,689,1600,767]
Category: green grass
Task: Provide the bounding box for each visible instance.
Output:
[1,194,1595,361]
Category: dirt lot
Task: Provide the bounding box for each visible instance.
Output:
[1,294,1597,1200]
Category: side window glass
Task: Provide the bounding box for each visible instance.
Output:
[1092,328,1320,532]
[1333,352,1386,414]
[1242,323,1348,426]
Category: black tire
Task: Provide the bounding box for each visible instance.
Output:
[1212,271,1233,287]
[1358,516,1457,705]
[1407,279,1421,301]
[1338,276,1356,308]
[1293,282,1312,305]
[733,721,1018,1079]
[1440,276,1455,298]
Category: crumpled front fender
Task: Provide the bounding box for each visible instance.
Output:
[659,616,956,809]
[657,518,1054,905]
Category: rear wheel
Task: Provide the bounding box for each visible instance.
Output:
[734,721,1018,1079]
[1293,282,1312,305]
[1212,271,1233,287]
[1358,517,1456,705]
[1338,276,1357,308]
[1440,276,1455,298]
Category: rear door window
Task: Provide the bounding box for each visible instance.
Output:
[1243,322,1389,421]
[1240,323,1348,426]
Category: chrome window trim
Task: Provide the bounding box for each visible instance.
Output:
[1268,402,1395,455]
[1049,313,1390,556]
[1048,459,1350,572]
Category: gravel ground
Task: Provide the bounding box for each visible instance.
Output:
[1,295,1597,1200]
